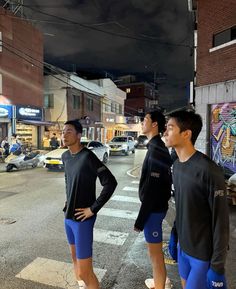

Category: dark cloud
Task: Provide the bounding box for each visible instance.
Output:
[22,0,194,110]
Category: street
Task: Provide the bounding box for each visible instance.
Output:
[0,149,168,289]
[0,150,235,289]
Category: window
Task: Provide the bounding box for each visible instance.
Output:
[111,102,116,112]
[86,97,93,111]
[213,26,236,47]
[44,94,54,108]
[126,88,131,93]
[119,104,122,114]
[73,94,80,109]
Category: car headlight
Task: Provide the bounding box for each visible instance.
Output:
[144,139,148,145]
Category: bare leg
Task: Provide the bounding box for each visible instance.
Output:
[181,277,186,288]
[69,245,98,288]
[76,257,99,289]
[70,245,81,281]
[147,242,166,289]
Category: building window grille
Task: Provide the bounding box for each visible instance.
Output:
[44,94,54,108]
[73,95,80,109]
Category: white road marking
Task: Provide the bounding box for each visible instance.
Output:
[94,228,128,245]
[131,180,139,184]
[16,257,106,289]
[122,186,138,192]
[111,195,140,204]
[98,207,138,220]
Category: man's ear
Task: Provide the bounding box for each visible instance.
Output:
[152,121,158,128]
[183,129,192,141]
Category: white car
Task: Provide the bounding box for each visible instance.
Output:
[44,140,109,170]
[109,136,135,155]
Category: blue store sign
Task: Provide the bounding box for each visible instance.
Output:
[0,105,13,118]
[16,106,42,121]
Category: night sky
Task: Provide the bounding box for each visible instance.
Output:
[21,0,194,111]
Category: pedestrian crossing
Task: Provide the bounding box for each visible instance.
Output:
[16,183,140,288]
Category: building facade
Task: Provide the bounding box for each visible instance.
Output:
[192,0,236,177]
[0,7,44,147]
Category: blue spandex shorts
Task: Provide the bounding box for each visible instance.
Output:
[178,246,210,289]
[65,216,96,259]
[144,212,166,243]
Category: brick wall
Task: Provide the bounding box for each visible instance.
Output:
[197,0,236,86]
[0,8,43,107]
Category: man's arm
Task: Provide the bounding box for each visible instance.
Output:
[207,164,229,274]
[90,156,117,214]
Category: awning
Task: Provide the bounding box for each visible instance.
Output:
[18,120,55,126]
[114,124,130,130]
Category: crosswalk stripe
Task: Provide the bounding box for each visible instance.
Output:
[98,207,138,220]
[94,228,129,245]
[131,180,139,184]
[122,186,138,192]
[111,195,140,204]
[16,257,106,289]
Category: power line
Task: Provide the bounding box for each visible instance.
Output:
[8,3,192,49]
[1,40,144,117]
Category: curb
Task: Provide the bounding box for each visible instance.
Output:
[127,165,141,178]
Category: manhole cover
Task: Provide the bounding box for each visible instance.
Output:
[0,217,17,225]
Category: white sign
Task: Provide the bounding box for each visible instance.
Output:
[0,107,8,117]
[106,117,115,123]
[18,107,40,117]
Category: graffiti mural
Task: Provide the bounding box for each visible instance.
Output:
[211,102,236,176]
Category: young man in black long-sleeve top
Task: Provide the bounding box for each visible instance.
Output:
[134,110,172,289]
[61,119,117,289]
[164,110,229,289]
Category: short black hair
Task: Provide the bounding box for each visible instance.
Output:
[146,110,166,134]
[64,119,83,134]
[169,110,202,145]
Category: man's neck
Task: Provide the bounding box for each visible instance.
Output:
[68,143,83,154]
[175,145,196,162]
[146,131,158,140]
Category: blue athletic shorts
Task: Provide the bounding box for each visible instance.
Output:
[64,216,96,259]
[144,212,166,243]
[178,246,210,289]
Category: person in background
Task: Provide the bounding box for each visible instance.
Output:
[1,136,10,156]
[164,110,229,289]
[50,133,60,150]
[134,110,173,289]
[61,119,117,289]
[9,134,21,155]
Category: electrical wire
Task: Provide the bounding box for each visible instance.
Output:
[7,3,192,49]
[1,40,147,117]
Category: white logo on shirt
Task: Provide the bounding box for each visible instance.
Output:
[151,172,160,178]
[214,190,225,197]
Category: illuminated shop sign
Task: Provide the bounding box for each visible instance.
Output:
[0,105,12,118]
[16,106,42,120]
[105,117,115,123]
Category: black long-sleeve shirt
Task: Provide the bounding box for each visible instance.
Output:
[134,135,172,230]
[62,147,117,219]
[173,151,229,274]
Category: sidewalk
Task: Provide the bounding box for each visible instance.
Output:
[128,165,236,289]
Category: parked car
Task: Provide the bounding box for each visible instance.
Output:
[134,135,148,148]
[44,140,109,170]
[109,136,135,155]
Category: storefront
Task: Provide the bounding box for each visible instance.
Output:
[0,105,13,141]
[15,105,45,149]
